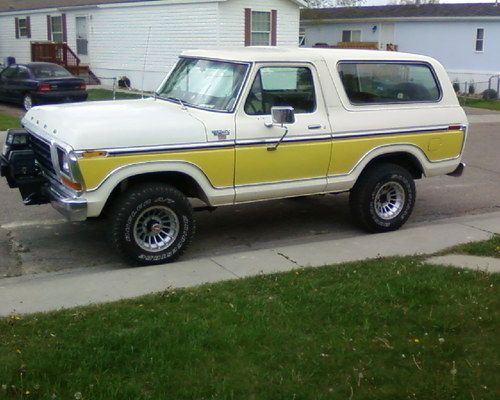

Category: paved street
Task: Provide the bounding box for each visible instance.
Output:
[0,107,499,278]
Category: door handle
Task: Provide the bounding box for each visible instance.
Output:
[308,124,322,130]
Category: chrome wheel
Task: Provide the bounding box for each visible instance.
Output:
[374,181,406,220]
[23,95,33,111]
[133,205,179,252]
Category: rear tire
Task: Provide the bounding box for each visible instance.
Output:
[110,183,195,265]
[349,163,416,233]
[23,94,34,111]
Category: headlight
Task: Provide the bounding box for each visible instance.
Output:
[57,147,71,175]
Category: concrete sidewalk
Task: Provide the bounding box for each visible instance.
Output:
[1,211,499,316]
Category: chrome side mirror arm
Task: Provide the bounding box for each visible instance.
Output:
[267,124,289,151]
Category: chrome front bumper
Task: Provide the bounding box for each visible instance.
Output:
[47,181,88,222]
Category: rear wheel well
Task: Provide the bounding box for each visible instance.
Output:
[362,152,423,180]
[101,171,209,217]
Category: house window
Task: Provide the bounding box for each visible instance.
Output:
[342,30,361,42]
[51,16,63,42]
[475,28,484,52]
[299,27,306,46]
[15,17,31,39]
[251,11,271,46]
[17,18,29,37]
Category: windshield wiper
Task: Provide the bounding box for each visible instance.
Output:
[156,94,188,110]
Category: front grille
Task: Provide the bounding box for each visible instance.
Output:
[29,134,57,178]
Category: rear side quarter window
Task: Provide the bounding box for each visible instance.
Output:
[338,62,441,105]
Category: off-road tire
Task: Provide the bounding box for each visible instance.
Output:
[349,163,416,233]
[110,183,195,265]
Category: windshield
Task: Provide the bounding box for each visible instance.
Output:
[30,64,72,79]
[157,58,249,112]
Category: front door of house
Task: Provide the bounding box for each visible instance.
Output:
[75,16,89,63]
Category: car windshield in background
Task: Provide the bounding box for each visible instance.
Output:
[338,62,441,104]
[157,58,249,112]
[30,64,72,79]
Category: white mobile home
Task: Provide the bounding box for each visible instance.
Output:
[0,0,305,90]
[301,4,500,93]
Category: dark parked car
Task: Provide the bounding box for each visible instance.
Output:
[0,62,88,111]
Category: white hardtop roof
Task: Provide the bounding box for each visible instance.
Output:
[181,47,436,64]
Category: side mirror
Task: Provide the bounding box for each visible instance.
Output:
[271,106,295,125]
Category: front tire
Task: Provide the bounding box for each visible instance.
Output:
[110,183,195,265]
[349,163,416,233]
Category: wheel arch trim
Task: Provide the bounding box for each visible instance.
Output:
[84,160,234,217]
[326,143,461,192]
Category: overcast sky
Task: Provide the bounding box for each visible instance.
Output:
[364,0,498,5]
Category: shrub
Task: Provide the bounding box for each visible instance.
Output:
[482,89,498,100]
[468,83,475,95]
[452,81,460,93]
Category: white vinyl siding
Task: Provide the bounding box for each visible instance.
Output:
[0,0,301,90]
[0,14,46,62]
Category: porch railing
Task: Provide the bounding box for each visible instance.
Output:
[313,42,399,51]
[31,41,81,70]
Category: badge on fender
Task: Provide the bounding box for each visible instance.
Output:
[212,129,230,140]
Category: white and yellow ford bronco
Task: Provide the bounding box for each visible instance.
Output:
[1,47,467,265]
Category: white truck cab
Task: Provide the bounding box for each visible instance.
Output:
[1,47,467,265]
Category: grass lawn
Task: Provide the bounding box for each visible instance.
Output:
[87,88,143,101]
[459,97,500,111]
[1,257,498,400]
[448,235,500,258]
[0,112,21,131]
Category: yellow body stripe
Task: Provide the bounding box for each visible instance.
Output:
[78,148,235,190]
[234,141,331,185]
[329,130,464,175]
[76,130,465,190]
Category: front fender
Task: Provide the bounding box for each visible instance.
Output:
[83,160,235,217]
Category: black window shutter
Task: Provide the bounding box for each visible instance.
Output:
[15,17,19,39]
[26,16,31,38]
[271,10,277,46]
[244,8,251,46]
[47,15,52,41]
[62,13,67,42]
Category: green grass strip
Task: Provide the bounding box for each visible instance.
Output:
[460,97,500,111]
[1,257,499,399]
[448,235,500,258]
[0,113,21,131]
[86,89,143,102]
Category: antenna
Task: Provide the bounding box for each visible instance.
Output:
[141,26,152,99]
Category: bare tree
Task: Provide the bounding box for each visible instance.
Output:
[306,0,366,7]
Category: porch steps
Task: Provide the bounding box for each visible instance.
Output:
[67,65,100,85]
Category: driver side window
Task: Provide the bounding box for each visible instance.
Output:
[244,66,316,115]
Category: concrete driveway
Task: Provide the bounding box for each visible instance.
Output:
[0,107,499,277]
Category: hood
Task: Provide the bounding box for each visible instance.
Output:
[22,98,208,150]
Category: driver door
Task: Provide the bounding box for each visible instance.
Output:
[234,64,332,202]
